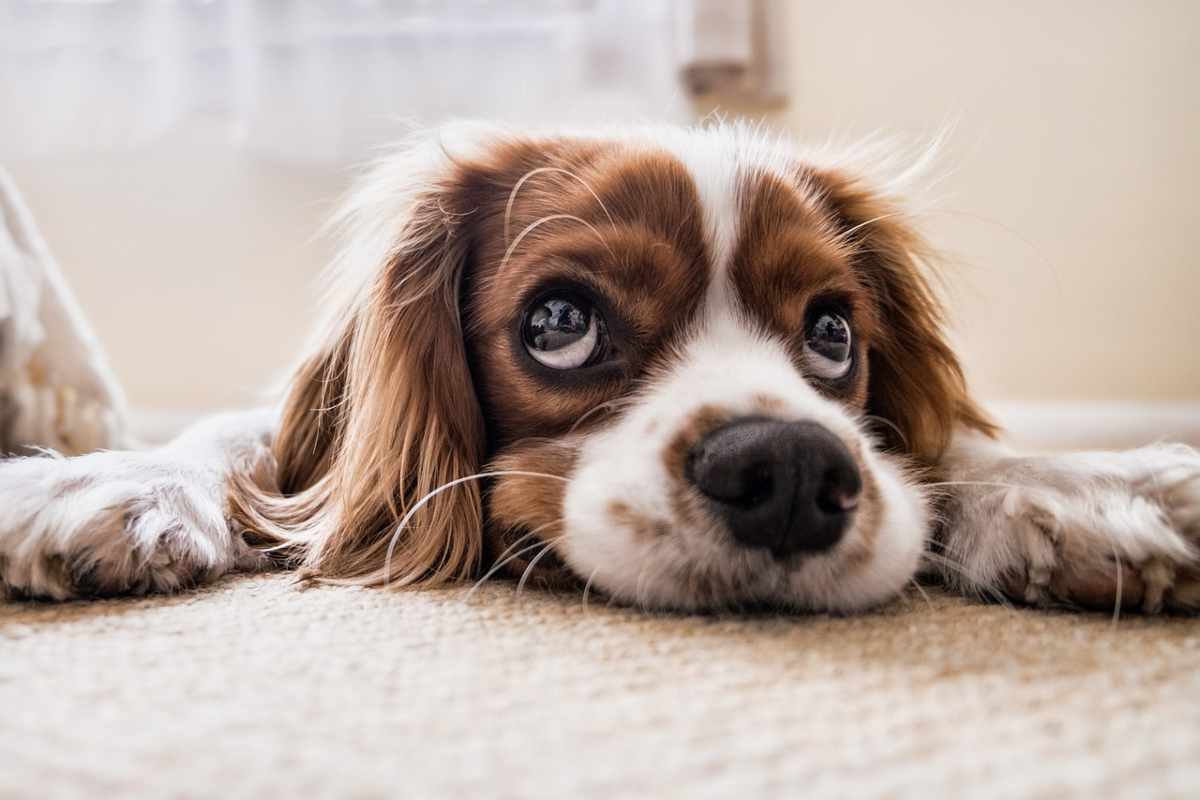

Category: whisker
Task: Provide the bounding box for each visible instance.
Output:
[499,214,615,275]
[466,530,559,601]
[860,414,909,450]
[909,577,934,611]
[1087,520,1127,627]
[516,536,565,595]
[465,529,540,598]
[504,167,616,244]
[829,211,907,246]
[383,470,568,587]
[581,566,601,613]
[569,399,624,434]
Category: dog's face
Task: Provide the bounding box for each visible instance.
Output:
[238,124,991,613]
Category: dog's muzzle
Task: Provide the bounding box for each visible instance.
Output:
[685,418,862,558]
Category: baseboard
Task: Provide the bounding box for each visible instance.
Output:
[992,403,1200,451]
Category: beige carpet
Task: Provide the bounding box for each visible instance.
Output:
[2,575,1197,799]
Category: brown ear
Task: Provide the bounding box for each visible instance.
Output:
[813,168,996,464]
[231,140,488,587]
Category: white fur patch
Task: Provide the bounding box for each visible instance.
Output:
[0,410,273,600]
[561,314,928,612]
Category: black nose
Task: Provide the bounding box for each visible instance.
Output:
[685,418,862,557]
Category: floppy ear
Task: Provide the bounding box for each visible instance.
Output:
[813,168,997,464]
[231,135,488,586]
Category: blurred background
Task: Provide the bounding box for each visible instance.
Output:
[2,0,1197,445]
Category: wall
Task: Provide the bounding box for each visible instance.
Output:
[760,0,1200,405]
[7,0,1199,412]
[8,121,341,410]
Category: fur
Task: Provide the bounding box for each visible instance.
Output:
[1,122,1197,614]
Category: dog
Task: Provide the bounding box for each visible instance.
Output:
[2,122,1198,613]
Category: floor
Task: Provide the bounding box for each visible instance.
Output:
[3,574,1197,799]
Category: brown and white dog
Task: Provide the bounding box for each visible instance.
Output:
[2,122,1199,614]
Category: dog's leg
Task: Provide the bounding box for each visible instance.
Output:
[930,430,1200,613]
[0,408,277,600]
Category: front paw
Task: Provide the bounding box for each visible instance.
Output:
[0,450,262,600]
[938,443,1200,614]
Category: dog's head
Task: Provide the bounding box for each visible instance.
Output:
[234,122,994,612]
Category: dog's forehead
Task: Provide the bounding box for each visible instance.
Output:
[481,129,851,309]
[461,129,870,443]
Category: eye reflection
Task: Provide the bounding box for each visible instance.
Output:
[804,311,852,380]
[522,294,605,370]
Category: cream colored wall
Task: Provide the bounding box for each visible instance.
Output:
[758,0,1200,403]
[7,0,1199,411]
[9,123,342,411]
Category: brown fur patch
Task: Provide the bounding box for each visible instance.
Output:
[227,127,995,600]
[608,501,671,542]
[661,404,738,532]
[729,166,997,461]
[485,436,581,588]
[750,393,787,414]
[661,405,737,483]
[806,167,997,462]
[730,170,877,409]
[464,144,711,447]
[230,133,719,588]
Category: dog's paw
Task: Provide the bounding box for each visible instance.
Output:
[0,449,264,600]
[937,443,1200,614]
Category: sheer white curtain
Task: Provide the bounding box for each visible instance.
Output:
[0,0,703,163]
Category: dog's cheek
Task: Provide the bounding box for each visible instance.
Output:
[484,438,582,578]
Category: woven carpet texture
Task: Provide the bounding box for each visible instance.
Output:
[2,574,1197,799]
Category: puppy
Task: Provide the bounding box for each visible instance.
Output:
[2,122,1198,613]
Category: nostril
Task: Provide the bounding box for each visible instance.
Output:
[685,417,862,557]
[815,462,863,515]
[816,480,861,515]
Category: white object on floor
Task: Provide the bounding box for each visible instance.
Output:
[0,168,127,455]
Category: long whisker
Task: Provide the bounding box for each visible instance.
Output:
[499,214,615,275]
[383,470,568,587]
[581,566,601,613]
[859,414,909,450]
[465,530,539,599]
[569,399,624,434]
[504,167,616,244]
[516,536,565,595]
[829,211,907,246]
[466,532,560,602]
[909,577,934,611]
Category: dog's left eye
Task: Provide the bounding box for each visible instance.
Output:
[804,311,853,380]
[522,295,606,369]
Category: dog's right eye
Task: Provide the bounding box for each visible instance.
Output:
[522,294,607,369]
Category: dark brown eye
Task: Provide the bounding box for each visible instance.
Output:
[804,312,852,379]
[522,295,605,369]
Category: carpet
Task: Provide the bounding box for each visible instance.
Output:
[2,575,1197,799]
